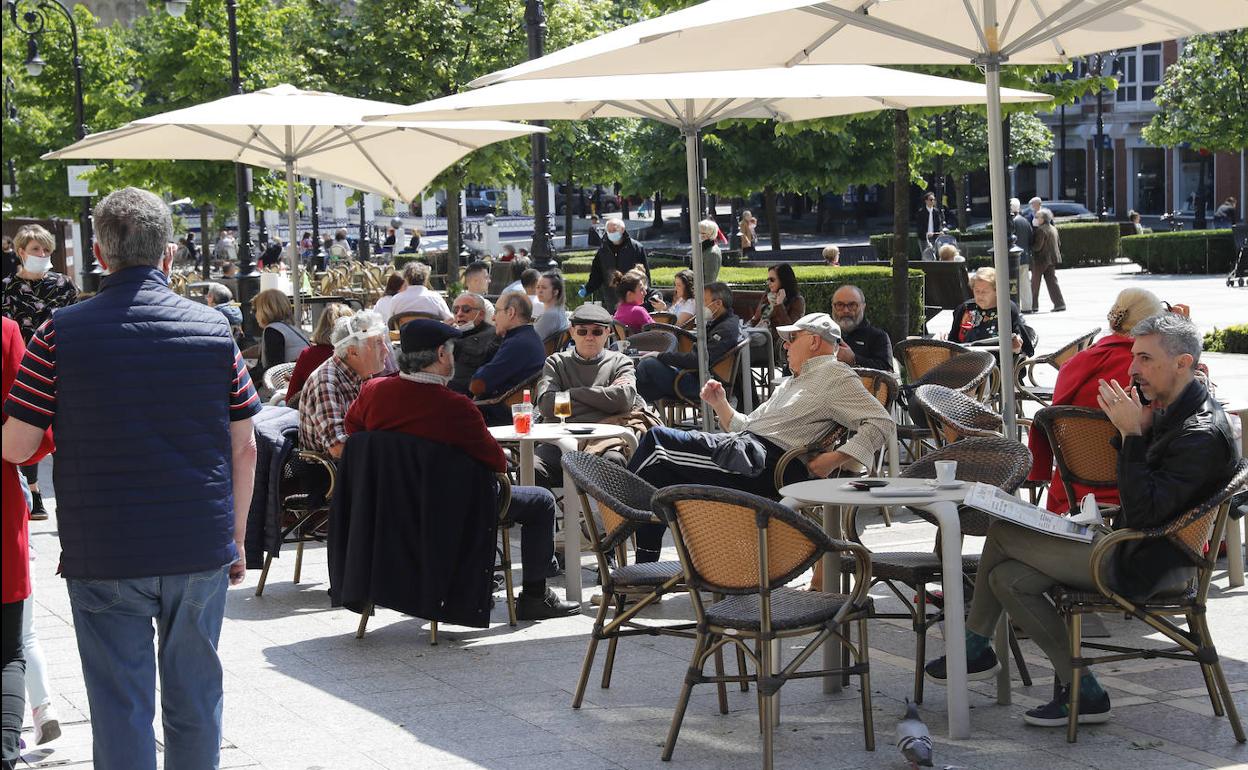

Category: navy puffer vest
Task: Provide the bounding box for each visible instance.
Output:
[53,266,239,579]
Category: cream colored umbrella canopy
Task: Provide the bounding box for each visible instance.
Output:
[44,83,548,322]
[368,65,1050,404]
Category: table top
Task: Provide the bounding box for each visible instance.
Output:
[488,422,636,444]
[779,477,970,506]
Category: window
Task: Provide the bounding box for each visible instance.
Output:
[1115,44,1163,103]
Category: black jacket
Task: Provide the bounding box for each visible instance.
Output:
[949,298,1036,358]
[328,431,499,628]
[244,405,299,567]
[450,322,499,394]
[1011,213,1033,264]
[915,205,945,243]
[585,234,649,311]
[842,320,893,371]
[1110,380,1238,600]
[659,311,743,371]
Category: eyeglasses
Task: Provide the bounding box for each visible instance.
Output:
[832,302,860,311]
[452,305,479,314]
[574,326,606,337]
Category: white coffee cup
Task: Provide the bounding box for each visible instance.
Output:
[934,460,958,485]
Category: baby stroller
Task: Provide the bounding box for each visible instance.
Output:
[921,228,959,261]
[1229,224,1248,288]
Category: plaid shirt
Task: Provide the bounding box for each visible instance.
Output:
[298,355,364,454]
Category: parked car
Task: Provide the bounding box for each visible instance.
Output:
[555,184,621,216]
[964,200,1097,236]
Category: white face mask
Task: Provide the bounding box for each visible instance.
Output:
[606,230,624,244]
[456,320,477,331]
[22,255,52,275]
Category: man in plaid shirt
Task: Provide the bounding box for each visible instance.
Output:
[298,310,389,458]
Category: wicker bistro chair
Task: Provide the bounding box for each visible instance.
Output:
[895,348,997,460]
[841,437,1034,703]
[1016,328,1100,407]
[543,329,571,357]
[642,322,696,354]
[622,329,677,355]
[472,372,541,410]
[894,337,967,385]
[263,361,297,393]
[854,367,901,476]
[653,485,875,769]
[650,311,677,325]
[1032,406,1120,517]
[561,452,698,709]
[659,335,751,427]
[1053,459,1248,744]
[255,448,337,597]
[914,384,1004,448]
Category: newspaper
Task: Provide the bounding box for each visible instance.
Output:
[963,482,1095,542]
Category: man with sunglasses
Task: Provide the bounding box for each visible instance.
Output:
[830,285,892,371]
[448,292,499,395]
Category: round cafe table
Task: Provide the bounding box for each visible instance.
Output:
[488,422,639,603]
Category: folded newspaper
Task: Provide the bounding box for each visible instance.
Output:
[963,482,1096,542]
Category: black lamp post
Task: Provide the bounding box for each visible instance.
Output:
[525,0,554,265]
[1087,51,1118,222]
[8,0,99,289]
[4,76,18,199]
[165,0,259,331]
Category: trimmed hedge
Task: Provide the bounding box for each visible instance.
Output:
[872,222,1121,268]
[563,265,926,337]
[1121,229,1237,275]
[559,252,688,274]
[1204,324,1248,354]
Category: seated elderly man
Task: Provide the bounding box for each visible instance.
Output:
[298,310,389,458]
[470,291,545,424]
[203,282,243,327]
[627,312,894,562]
[388,260,452,323]
[924,313,1238,728]
[636,281,742,404]
[449,291,500,395]
[344,320,579,620]
[532,304,643,487]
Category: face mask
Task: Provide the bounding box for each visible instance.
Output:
[606,230,623,244]
[22,256,51,275]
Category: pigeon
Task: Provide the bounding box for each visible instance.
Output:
[896,698,934,769]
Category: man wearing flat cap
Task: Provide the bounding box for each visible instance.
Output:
[531,304,647,488]
[626,312,895,563]
[344,319,579,621]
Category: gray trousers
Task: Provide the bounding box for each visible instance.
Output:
[966,521,1096,685]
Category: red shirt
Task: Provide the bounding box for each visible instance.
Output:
[2,317,55,603]
[285,344,334,405]
[1027,334,1132,513]
[344,374,506,472]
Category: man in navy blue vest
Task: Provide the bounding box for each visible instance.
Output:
[3,186,261,770]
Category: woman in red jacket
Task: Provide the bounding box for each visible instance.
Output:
[1027,288,1163,513]
[2,317,55,765]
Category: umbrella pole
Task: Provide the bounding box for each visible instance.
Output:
[684,127,712,431]
[985,62,1017,438]
[285,157,302,330]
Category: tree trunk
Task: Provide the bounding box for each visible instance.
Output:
[564,174,574,248]
[649,190,664,234]
[199,205,211,279]
[446,185,462,261]
[815,188,827,233]
[764,186,781,252]
[952,177,970,230]
[891,110,911,342]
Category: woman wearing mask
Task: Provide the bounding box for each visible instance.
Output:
[1,225,77,521]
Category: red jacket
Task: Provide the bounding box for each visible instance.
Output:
[2,317,55,603]
[1027,334,1132,513]
[285,344,334,406]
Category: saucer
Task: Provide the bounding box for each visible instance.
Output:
[925,479,965,489]
[565,426,596,435]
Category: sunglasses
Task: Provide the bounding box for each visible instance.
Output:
[452,305,479,313]
[832,302,860,311]
[574,326,606,337]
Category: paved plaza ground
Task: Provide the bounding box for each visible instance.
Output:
[14,264,1248,769]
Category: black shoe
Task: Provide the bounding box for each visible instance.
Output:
[515,588,580,621]
[28,492,48,521]
[1023,684,1111,727]
[924,647,1000,684]
[1051,305,1067,312]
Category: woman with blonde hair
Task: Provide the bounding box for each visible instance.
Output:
[1027,288,1166,513]
[949,267,1034,356]
[695,219,722,283]
[284,302,353,408]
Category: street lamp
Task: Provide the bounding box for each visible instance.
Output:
[7,0,100,289]
[1087,51,1119,222]
[525,0,554,265]
[165,0,259,333]
[4,76,18,199]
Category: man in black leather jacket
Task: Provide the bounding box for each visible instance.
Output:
[924,312,1238,729]
[583,219,649,312]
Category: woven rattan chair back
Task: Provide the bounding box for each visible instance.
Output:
[710,336,750,385]
[1051,328,1100,369]
[653,485,827,595]
[916,349,997,397]
[626,329,677,355]
[914,384,1003,446]
[644,322,697,353]
[543,329,571,356]
[1167,460,1248,566]
[562,451,659,553]
[853,367,900,411]
[894,338,966,384]
[263,362,297,392]
[901,437,1032,536]
[1032,406,1119,506]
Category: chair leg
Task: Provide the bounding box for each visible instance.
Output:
[760,635,776,770]
[355,602,374,639]
[1066,612,1083,743]
[430,620,438,646]
[662,631,709,762]
[600,596,624,689]
[913,583,928,704]
[293,540,305,584]
[1193,613,1246,742]
[857,616,876,751]
[1007,625,1033,687]
[736,643,750,692]
[254,553,274,597]
[572,596,612,708]
[713,644,729,715]
[500,527,517,627]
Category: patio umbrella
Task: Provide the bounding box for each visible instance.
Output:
[467,0,1248,437]
[44,83,547,323]
[368,66,1050,407]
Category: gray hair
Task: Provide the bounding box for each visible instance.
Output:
[397,340,453,373]
[1035,207,1054,224]
[1009,197,1021,214]
[1028,197,1042,206]
[402,260,432,286]
[1130,312,1201,367]
[331,309,385,358]
[455,291,485,311]
[705,281,733,309]
[93,187,173,270]
[205,282,233,305]
[498,290,533,322]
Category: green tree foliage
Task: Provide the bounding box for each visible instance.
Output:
[1143,31,1248,153]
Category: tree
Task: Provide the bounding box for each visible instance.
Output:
[547,119,626,246]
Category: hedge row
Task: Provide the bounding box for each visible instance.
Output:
[564,265,926,337]
[1204,324,1248,354]
[1121,229,1237,275]
[871,222,1122,269]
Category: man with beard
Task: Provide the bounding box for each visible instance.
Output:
[448,292,499,395]
[830,285,893,371]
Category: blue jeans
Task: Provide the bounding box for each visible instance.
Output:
[68,564,231,770]
[636,357,699,403]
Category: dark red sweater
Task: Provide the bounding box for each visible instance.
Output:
[344,376,507,472]
[285,344,334,405]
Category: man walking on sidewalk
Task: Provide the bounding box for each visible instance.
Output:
[3,186,261,770]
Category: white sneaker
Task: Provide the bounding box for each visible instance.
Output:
[33,702,61,745]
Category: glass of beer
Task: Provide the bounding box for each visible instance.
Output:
[554,391,572,426]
